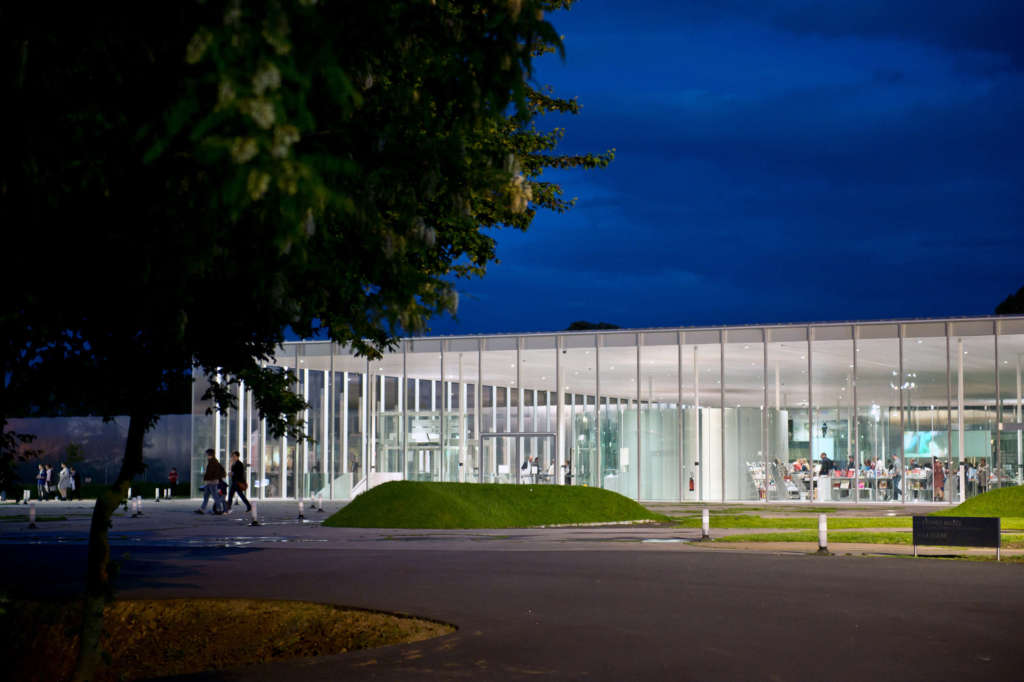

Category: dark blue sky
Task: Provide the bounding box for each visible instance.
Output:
[429,0,1024,336]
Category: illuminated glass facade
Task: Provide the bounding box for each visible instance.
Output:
[191,316,1024,504]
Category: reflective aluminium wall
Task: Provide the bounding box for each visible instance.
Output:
[190,316,1024,504]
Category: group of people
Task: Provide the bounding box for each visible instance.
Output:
[195,449,251,515]
[35,463,80,501]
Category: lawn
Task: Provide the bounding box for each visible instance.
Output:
[673,515,916,530]
[714,530,1024,548]
[0,598,452,681]
[932,485,1024,518]
[324,481,668,529]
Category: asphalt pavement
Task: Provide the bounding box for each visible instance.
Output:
[2,500,1022,681]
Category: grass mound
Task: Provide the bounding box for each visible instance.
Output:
[324,481,668,529]
[1,598,452,681]
[932,485,1024,518]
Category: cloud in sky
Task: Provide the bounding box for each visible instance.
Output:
[427,1,1024,336]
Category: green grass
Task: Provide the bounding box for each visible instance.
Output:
[323,481,668,529]
[674,514,915,529]
[713,530,1024,548]
[932,486,1024,518]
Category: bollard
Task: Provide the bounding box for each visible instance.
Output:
[137,496,143,516]
[250,501,260,526]
[131,497,139,518]
[24,490,31,505]
[317,494,324,512]
[700,508,710,541]
[28,502,37,528]
[298,500,305,520]
[817,513,829,555]
[128,486,132,500]
[155,489,160,503]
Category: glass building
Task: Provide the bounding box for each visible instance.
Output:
[191,315,1024,504]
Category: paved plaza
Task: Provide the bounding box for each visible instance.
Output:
[2,499,1023,680]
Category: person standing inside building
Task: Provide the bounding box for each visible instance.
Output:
[196,449,226,515]
[889,456,902,501]
[36,465,46,500]
[932,459,945,501]
[44,464,54,500]
[70,466,80,500]
[227,451,252,513]
[57,463,70,501]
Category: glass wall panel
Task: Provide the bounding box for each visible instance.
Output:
[298,343,332,499]
[405,349,440,482]
[950,328,996,499]
[811,329,854,502]
[724,333,763,501]
[599,337,638,499]
[640,335,680,501]
[190,373,216,496]
[444,343,479,483]
[521,339,556,483]
[681,337,721,501]
[855,327,901,502]
[563,341,597,487]
[998,328,1024,487]
[480,342,517,482]
[901,326,950,502]
[766,331,809,501]
[370,351,404,481]
[329,349,366,498]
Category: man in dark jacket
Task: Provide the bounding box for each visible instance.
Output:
[227,451,252,513]
[195,449,227,515]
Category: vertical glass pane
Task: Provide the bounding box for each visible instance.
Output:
[998,331,1024,487]
[901,332,950,502]
[640,340,680,501]
[681,342,722,502]
[405,350,440,482]
[444,345,479,483]
[724,338,763,501]
[521,343,555,483]
[564,345,597,487]
[766,335,809,501]
[856,329,901,502]
[811,332,854,503]
[190,373,215,497]
[480,345,516,482]
[950,333,996,499]
[599,341,638,499]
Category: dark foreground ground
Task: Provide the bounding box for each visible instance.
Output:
[2,507,1022,682]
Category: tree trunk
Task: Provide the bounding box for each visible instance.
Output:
[73,412,149,682]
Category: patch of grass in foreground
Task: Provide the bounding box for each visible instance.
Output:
[932,486,1024,518]
[0,598,451,681]
[325,481,668,529]
[714,530,1024,548]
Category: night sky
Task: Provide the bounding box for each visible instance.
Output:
[428,0,1023,336]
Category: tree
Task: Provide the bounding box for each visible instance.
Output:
[2,2,610,678]
[566,321,622,330]
[996,286,1024,315]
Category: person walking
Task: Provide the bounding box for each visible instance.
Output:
[226,451,252,513]
[196,449,226,515]
[44,464,54,500]
[168,467,179,497]
[36,465,46,500]
[57,463,71,501]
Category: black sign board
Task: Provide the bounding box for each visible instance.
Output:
[912,516,1000,549]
